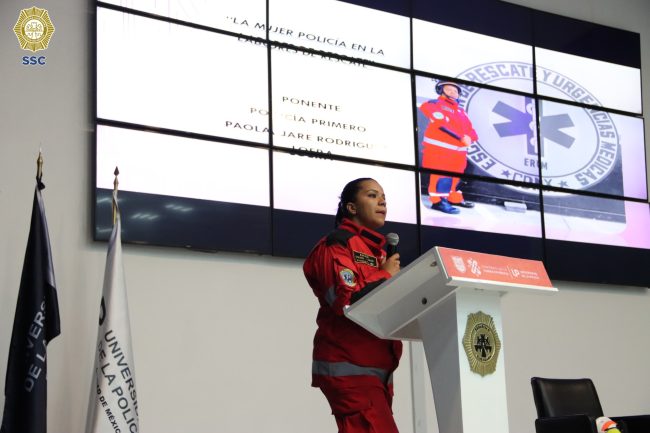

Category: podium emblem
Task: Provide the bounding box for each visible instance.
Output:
[462,311,501,376]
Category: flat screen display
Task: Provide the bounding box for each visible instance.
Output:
[535,48,642,114]
[419,175,542,239]
[270,0,410,68]
[97,8,269,143]
[539,101,647,199]
[95,0,649,286]
[413,20,533,93]
[99,0,267,37]
[273,152,417,224]
[416,77,540,185]
[96,125,270,205]
[272,50,414,165]
[543,193,650,249]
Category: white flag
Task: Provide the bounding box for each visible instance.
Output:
[86,190,139,433]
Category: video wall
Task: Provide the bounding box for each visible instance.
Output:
[94,0,650,286]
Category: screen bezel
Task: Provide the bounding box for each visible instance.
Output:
[94,0,649,287]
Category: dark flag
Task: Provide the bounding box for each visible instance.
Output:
[1,181,61,433]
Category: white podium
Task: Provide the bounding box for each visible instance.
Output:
[344,246,556,433]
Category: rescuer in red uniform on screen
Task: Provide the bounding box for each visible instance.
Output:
[420,81,478,214]
[303,178,402,433]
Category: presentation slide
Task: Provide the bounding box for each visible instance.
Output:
[97,8,269,143]
[273,152,417,224]
[413,20,533,93]
[96,125,270,206]
[535,48,642,114]
[539,101,647,199]
[99,0,266,37]
[271,49,414,164]
[269,0,410,68]
[95,3,650,282]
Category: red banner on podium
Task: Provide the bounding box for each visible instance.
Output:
[437,247,553,288]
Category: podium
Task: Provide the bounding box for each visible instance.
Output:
[344,246,556,433]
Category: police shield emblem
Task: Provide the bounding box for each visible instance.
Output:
[14,6,55,52]
[462,311,501,376]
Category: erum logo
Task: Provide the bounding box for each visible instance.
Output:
[456,62,619,194]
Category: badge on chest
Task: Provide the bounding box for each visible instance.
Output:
[353,250,378,268]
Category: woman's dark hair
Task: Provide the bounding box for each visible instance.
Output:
[334,177,374,226]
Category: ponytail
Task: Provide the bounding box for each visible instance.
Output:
[334,177,373,227]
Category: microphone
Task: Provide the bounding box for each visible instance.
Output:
[596,417,622,433]
[386,233,399,258]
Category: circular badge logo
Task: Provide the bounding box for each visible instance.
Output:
[457,62,619,194]
[339,268,357,287]
[462,311,501,376]
[14,6,55,52]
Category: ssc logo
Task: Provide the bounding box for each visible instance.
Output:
[456,61,620,193]
[13,6,55,53]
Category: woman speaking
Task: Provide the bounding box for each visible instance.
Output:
[303,178,402,433]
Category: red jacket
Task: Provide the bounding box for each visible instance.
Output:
[303,219,402,390]
[420,95,478,172]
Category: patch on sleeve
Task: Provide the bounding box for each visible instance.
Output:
[353,251,378,268]
[339,268,357,287]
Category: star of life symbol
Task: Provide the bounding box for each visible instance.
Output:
[456,62,620,194]
[339,268,356,287]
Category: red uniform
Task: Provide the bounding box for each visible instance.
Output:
[420,94,478,204]
[304,218,402,433]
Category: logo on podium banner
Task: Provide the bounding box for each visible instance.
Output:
[463,311,501,376]
[451,255,466,273]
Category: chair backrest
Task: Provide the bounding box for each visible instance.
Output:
[531,377,604,418]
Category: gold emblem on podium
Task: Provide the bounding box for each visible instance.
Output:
[13,6,55,52]
[462,311,501,376]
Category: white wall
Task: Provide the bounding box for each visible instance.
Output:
[0,1,648,433]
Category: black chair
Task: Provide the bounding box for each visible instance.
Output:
[531,377,650,433]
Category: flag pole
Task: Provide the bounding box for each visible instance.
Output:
[86,167,139,433]
[1,148,61,433]
[112,166,119,225]
[36,150,43,183]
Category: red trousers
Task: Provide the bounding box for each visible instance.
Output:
[428,174,465,204]
[320,385,399,433]
[422,144,468,204]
